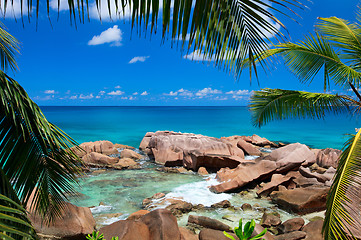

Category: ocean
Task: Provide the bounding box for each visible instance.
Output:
[42,106,359,150]
[40,106,356,227]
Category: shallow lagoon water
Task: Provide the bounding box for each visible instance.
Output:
[44,106,335,228]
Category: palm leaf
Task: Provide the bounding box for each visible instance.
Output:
[0,191,37,240]
[0,71,84,222]
[323,130,361,240]
[316,17,361,73]
[2,0,305,78]
[250,88,356,127]
[254,33,361,90]
[0,21,19,72]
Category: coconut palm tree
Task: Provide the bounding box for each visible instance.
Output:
[0,26,83,238]
[249,14,361,240]
[0,0,307,238]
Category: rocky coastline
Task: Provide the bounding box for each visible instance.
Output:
[28,131,347,240]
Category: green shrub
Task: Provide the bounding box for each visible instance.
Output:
[86,231,118,240]
[224,219,267,240]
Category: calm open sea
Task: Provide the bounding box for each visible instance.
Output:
[41,106,359,149]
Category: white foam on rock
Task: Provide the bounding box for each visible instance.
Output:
[90,205,113,214]
[165,174,232,207]
[245,155,259,160]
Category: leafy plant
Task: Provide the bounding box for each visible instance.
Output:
[224,219,267,240]
[249,6,361,240]
[86,231,118,240]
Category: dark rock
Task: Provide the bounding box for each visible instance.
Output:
[260,213,282,228]
[270,187,329,214]
[251,224,275,240]
[278,218,305,233]
[99,220,150,240]
[211,200,232,208]
[140,209,183,240]
[187,215,232,232]
[199,228,237,240]
[241,203,253,211]
[302,220,323,240]
[275,231,307,240]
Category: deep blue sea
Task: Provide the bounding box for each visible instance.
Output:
[41,106,359,149]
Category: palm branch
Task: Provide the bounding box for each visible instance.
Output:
[323,130,361,240]
[250,88,357,127]
[255,33,361,90]
[0,70,84,222]
[5,0,306,78]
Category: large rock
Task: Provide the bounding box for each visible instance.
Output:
[299,166,333,183]
[237,139,262,156]
[257,174,294,197]
[246,134,278,147]
[270,143,316,173]
[184,151,247,170]
[140,209,183,240]
[187,215,232,232]
[28,201,96,240]
[302,220,323,240]
[127,210,150,221]
[99,220,150,240]
[82,152,119,167]
[120,149,142,160]
[79,140,118,156]
[316,148,342,168]
[115,157,139,169]
[139,131,246,170]
[211,143,316,193]
[210,160,278,193]
[198,229,237,240]
[270,187,329,214]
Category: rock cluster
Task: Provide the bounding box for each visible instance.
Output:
[75,140,144,170]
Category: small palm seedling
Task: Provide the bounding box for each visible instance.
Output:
[86,231,118,240]
[224,219,267,240]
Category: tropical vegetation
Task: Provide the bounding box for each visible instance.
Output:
[0,0,307,239]
[223,219,267,240]
[249,11,361,240]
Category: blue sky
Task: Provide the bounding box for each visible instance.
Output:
[1,0,359,106]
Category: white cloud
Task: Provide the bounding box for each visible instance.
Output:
[88,25,123,46]
[79,94,94,99]
[99,90,106,95]
[140,91,149,96]
[49,0,69,11]
[129,96,136,100]
[70,95,77,100]
[96,95,101,99]
[226,90,252,95]
[108,90,124,96]
[129,56,150,64]
[133,92,139,95]
[183,50,214,62]
[44,90,56,94]
[121,96,128,100]
[214,96,228,101]
[0,0,29,18]
[164,88,193,97]
[196,88,222,97]
[115,85,121,89]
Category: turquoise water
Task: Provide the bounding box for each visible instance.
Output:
[42,106,359,149]
[41,106,333,227]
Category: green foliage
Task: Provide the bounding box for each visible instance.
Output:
[248,6,361,240]
[0,193,37,240]
[224,219,267,240]
[86,231,118,240]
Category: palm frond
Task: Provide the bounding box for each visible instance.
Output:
[0,71,84,222]
[254,33,361,90]
[250,88,356,127]
[0,192,37,240]
[3,0,306,78]
[323,130,361,240]
[0,22,19,72]
[316,17,361,73]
